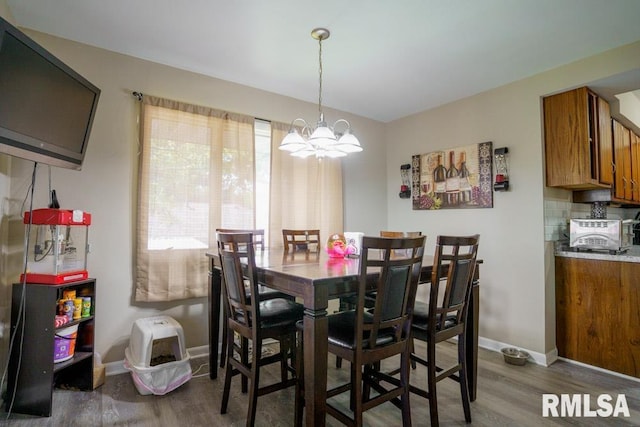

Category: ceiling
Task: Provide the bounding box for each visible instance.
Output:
[7,0,640,123]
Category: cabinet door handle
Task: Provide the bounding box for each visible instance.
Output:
[611,161,616,175]
[622,177,627,189]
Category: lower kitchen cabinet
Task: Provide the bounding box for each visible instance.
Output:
[555,257,640,378]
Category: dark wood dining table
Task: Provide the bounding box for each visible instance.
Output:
[206,249,480,427]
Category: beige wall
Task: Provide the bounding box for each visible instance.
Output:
[0,0,11,21]
[386,41,640,359]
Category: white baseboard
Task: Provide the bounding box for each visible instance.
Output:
[477,336,557,367]
[107,339,637,384]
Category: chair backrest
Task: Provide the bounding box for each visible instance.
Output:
[217,232,260,331]
[429,234,480,333]
[380,231,422,258]
[357,235,426,351]
[282,229,320,252]
[379,231,422,238]
[216,228,265,250]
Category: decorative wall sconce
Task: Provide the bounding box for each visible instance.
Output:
[399,163,411,198]
[494,147,509,191]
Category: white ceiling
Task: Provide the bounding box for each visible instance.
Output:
[7,0,640,123]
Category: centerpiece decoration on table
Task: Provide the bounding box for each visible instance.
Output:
[326,233,356,258]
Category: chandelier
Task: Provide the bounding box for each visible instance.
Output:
[279,28,363,158]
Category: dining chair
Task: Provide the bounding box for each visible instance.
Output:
[216,228,289,368]
[282,229,320,252]
[336,231,424,369]
[408,234,480,426]
[217,232,304,427]
[295,235,426,426]
[216,228,265,250]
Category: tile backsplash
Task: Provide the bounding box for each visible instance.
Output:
[544,200,639,242]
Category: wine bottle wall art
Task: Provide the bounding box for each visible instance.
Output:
[411,141,493,210]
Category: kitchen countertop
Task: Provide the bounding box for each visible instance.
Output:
[555,243,640,262]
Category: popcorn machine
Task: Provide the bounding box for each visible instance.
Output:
[21,208,91,284]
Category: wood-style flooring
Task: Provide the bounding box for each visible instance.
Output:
[1,341,639,426]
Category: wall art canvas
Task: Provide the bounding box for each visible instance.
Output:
[412,141,493,210]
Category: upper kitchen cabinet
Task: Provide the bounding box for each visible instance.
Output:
[612,119,640,203]
[544,87,613,189]
[612,119,633,201]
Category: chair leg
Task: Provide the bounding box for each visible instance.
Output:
[458,334,472,423]
[353,361,364,427]
[336,355,343,368]
[241,336,249,393]
[220,314,228,368]
[220,329,235,414]
[246,339,262,427]
[409,337,416,369]
[427,341,439,427]
[279,336,290,383]
[294,331,304,427]
[400,349,413,427]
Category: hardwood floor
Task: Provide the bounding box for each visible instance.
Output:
[2,341,639,426]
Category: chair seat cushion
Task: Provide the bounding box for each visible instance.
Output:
[327,311,394,349]
[258,298,304,329]
[412,300,459,331]
[247,284,290,301]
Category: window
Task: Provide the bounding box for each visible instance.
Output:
[135,96,343,302]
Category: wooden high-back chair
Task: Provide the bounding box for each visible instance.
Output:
[409,234,480,426]
[296,235,426,426]
[282,229,320,252]
[217,232,303,426]
[215,228,288,368]
[216,228,265,250]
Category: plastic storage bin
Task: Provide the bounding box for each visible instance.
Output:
[124,315,191,395]
[53,324,78,363]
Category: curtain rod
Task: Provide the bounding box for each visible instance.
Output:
[130,91,273,124]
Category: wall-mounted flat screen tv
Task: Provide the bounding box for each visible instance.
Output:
[0,16,100,170]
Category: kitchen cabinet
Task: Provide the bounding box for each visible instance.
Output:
[612,119,633,201]
[544,87,612,189]
[6,279,96,417]
[555,257,640,378]
[632,131,640,201]
[612,119,640,203]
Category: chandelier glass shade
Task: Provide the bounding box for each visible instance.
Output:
[279,28,363,159]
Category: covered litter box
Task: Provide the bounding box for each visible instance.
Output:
[124,315,192,395]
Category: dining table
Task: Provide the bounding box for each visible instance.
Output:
[206,248,481,427]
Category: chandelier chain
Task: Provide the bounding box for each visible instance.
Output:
[318,36,323,118]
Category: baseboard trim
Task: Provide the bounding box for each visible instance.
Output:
[477,336,556,367]
[109,339,637,383]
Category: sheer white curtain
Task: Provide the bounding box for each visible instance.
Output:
[269,121,344,248]
[136,96,254,301]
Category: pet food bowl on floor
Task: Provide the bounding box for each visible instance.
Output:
[501,347,530,366]
[124,315,191,395]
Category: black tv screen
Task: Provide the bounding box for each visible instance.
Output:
[0,16,100,170]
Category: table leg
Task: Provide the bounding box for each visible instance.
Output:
[209,264,221,380]
[303,292,329,427]
[466,279,479,401]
